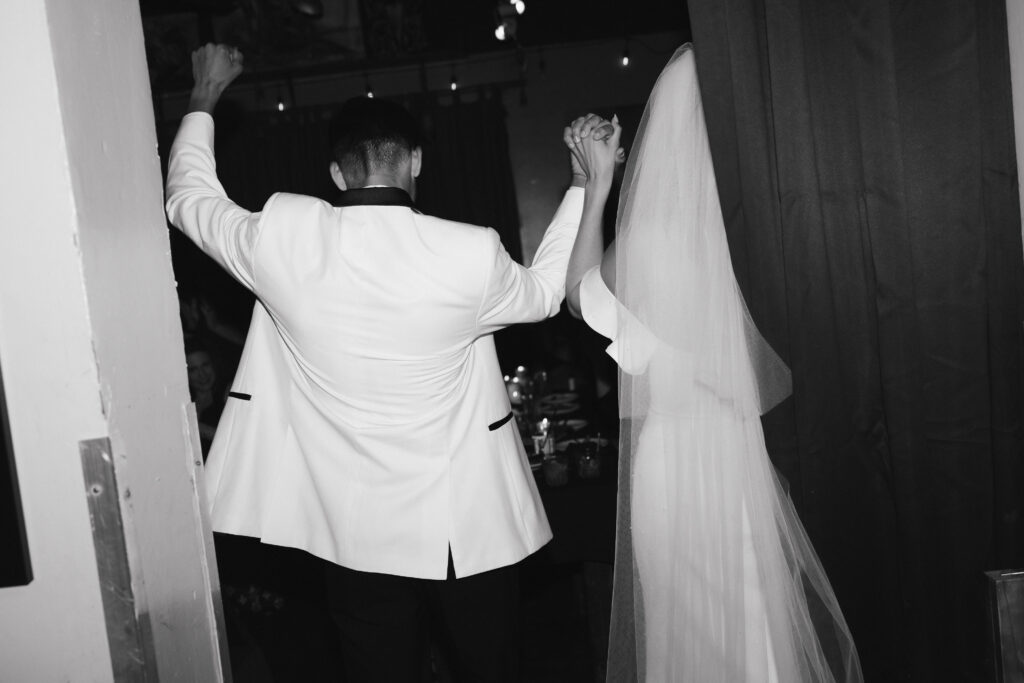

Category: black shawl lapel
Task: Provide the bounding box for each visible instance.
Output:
[334,187,420,213]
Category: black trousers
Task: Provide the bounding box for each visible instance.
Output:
[325,551,521,683]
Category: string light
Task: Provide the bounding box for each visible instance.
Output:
[620,42,630,67]
[290,0,324,18]
[364,75,374,98]
[450,72,458,91]
[494,1,519,41]
[276,77,295,111]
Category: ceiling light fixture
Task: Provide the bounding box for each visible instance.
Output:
[494,2,519,42]
[290,0,324,18]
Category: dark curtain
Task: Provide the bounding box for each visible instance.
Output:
[160,90,524,318]
[686,1,1024,681]
[160,105,338,327]
[415,88,524,263]
[209,106,338,209]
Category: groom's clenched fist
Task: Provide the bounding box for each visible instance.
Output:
[188,43,244,114]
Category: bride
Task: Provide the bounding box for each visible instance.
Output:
[563,45,863,682]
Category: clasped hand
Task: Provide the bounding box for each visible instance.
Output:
[188,43,244,114]
[564,113,625,188]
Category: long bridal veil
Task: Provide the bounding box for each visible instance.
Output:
[605,45,862,682]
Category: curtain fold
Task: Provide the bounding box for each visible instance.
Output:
[688,1,1024,680]
[415,88,523,263]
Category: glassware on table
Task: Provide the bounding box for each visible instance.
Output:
[528,416,554,454]
[505,373,525,406]
[509,365,550,424]
[531,369,548,409]
[542,452,569,487]
[576,439,601,479]
[565,441,582,471]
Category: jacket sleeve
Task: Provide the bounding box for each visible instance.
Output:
[477,187,583,333]
[165,112,261,291]
[580,265,659,376]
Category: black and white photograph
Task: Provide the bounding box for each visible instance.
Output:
[1,1,1023,681]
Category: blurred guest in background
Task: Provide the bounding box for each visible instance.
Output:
[184,341,227,458]
[179,288,244,378]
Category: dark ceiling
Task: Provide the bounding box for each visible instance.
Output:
[141,0,689,93]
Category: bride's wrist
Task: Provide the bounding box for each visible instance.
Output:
[585,173,613,193]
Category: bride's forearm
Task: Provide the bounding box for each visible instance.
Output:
[566,179,611,317]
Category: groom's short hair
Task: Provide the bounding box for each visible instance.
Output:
[329,97,422,185]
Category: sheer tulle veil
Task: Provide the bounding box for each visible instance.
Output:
[604,45,862,682]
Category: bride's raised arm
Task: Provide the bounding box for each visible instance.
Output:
[563,114,622,318]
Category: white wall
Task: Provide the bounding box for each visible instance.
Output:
[0,0,224,680]
[1009,0,1024,242]
[47,1,226,678]
[0,1,116,679]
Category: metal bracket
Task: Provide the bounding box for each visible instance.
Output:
[80,437,150,682]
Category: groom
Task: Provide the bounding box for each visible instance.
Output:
[165,44,584,681]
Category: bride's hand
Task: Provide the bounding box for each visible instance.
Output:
[567,114,622,190]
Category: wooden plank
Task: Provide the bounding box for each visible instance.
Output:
[80,437,149,682]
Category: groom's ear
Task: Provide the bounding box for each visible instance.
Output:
[410,146,422,179]
[329,161,347,191]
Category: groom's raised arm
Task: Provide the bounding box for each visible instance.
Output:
[563,114,622,318]
[165,44,260,291]
[166,113,260,291]
[476,184,584,332]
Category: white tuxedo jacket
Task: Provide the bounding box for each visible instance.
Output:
[166,113,582,579]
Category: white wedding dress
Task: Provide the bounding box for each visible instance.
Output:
[578,45,863,683]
